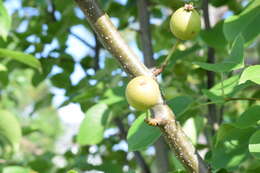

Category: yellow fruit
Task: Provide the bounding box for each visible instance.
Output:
[170,4,201,40]
[125,76,160,110]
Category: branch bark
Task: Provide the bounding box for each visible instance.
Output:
[74,0,211,172]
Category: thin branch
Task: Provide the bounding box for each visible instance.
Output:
[202,0,217,137]
[153,39,180,76]
[94,33,101,71]
[114,117,151,173]
[137,0,155,68]
[74,1,210,172]
[68,29,95,50]
[49,0,57,21]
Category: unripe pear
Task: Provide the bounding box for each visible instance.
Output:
[125,76,160,110]
[170,4,201,40]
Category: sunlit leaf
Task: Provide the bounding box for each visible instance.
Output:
[0,109,22,150]
[3,166,30,173]
[77,104,109,145]
[0,48,41,71]
[239,65,260,85]
[0,1,11,40]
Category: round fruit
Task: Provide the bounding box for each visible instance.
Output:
[125,76,160,110]
[170,4,201,40]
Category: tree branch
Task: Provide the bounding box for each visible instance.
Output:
[137,0,155,68]
[94,33,101,71]
[202,0,217,137]
[74,0,211,172]
[69,29,95,50]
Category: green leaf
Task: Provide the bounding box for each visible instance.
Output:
[201,20,228,50]
[249,130,260,159]
[3,166,30,173]
[77,104,109,145]
[167,96,193,117]
[212,75,240,95]
[0,110,22,150]
[239,65,260,85]
[0,48,41,71]
[212,124,255,170]
[202,74,250,103]
[100,87,125,105]
[234,106,260,129]
[223,0,260,45]
[194,35,244,72]
[202,89,225,104]
[127,113,161,151]
[0,71,8,87]
[0,1,11,40]
[51,72,71,89]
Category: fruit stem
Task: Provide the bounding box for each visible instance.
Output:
[184,3,194,11]
[153,39,180,76]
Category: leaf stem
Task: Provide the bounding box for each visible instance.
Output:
[153,39,180,75]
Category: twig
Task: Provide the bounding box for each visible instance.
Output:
[68,29,95,50]
[153,39,180,76]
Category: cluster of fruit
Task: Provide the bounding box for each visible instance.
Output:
[125,4,201,111]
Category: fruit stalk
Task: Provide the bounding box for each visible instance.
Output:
[74,0,210,172]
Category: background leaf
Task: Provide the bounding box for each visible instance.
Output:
[0,0,11,40]
[167,96,193,118]
[234,106,260,129]
[0,48,41,71]
[0,109,22,150]
[3,166,30,173]
[223,0,260,45]
[77,103,109,145]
